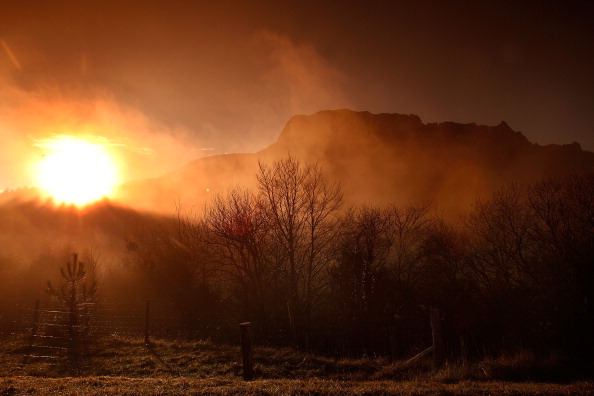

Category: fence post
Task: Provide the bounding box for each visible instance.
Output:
[239,322,254,380]
[430,309,443,365]
[144,299,150,344]
[32,299,40,337]
[459,335,467,365]
[287,302,298,350]
[388,320,396,362]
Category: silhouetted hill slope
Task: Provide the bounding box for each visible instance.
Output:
[118,152,259,213]
[116,109,594,216]
[0,191,169,262]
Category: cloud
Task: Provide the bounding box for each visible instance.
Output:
[0,25,352,191]
[0,38,22,70]
[252,30,349,116]
[210,30,352,154]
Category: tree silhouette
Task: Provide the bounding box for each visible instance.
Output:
[47,253,98,341]
[257,156,342,349]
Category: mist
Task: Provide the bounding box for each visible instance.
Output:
[1,2,593,387]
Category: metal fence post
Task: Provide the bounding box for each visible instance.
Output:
[144,299,150,344]
[239,322,254,380]
[430,309,443,365]
[32,299,40,337]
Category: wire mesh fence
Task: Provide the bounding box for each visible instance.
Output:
[0,300,205,340]
[1,299,219,372]
[0,299,446,363]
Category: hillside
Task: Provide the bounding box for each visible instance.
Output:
[0,191,170,268]
[115,109,594,216]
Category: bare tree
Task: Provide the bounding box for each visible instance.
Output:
[257,156,342,349]
[128,212,219,338]
[330,203,470,356]
[333,205,393,314]
[205,187,275,337]
[465,184,538,290]
[527,175,594,350]
[301,163,343,347]
[389,203,433,284]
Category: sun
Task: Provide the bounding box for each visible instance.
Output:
[34,136,120,206]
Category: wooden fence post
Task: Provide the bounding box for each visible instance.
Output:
[144,299,150,344]
[430,309,443,365]
[239,322,254,381]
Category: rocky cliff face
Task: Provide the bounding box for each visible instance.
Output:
[116,109,594,216]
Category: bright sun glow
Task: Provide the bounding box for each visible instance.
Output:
[34,136,120,205]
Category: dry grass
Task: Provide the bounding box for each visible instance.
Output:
[373,349,592,384]
[0,377,592,395]
[0,335,592,395]
[0,335,384,380]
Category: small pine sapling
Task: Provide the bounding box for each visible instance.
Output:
[46,253,98,341]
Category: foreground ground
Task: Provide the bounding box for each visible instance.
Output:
[1,377,593,395]
[0,335,592,395]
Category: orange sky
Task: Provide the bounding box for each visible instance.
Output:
[1,0,593,188]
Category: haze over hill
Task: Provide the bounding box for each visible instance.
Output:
[115,109,594,216]
[0,194,168,264]
[2,108,592,265]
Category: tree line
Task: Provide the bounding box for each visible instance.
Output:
[126,156,593,361]
[1,155,590,363]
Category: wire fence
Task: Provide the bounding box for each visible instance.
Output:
[0,299,216,372]
[0,300,209,340]
[0,300,444,362]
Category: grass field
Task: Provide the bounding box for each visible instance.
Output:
[0,335,592,395]
[1,377,593,395]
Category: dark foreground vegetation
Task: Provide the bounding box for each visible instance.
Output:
[1,156,593,388]
[0,335,592,395]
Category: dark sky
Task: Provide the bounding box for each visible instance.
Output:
[1,0,593,186]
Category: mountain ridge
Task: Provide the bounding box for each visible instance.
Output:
[114,109,594,215]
